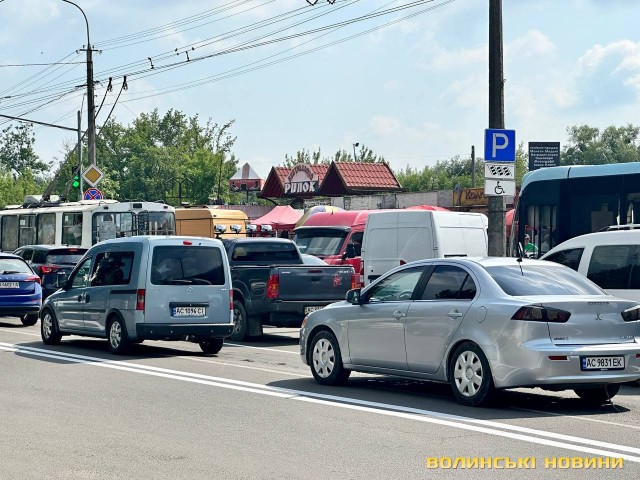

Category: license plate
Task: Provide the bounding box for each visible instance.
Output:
[304,306,323,314]
[0,282,19,288]
[581,356,625,371]
[172,306,206,317]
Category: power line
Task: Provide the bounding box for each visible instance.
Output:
[0,61,85,67]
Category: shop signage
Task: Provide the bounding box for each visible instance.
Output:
[283,164,319,195]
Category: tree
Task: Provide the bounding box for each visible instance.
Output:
[562,124,640,165]
[0,123,49,179]
[280,143,384,167]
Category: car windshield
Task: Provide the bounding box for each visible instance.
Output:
[46,249,87,265]
[0,258,31,274]
[486,264,605,296]
[293,228,347,257]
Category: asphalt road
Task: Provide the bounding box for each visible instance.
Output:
[2,317,640,479]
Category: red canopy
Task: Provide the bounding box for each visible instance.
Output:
[252,205,302,230]
[405,205,449,211]
[506,209,515,236]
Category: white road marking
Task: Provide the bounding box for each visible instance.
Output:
[513,407,640,431]
[2,341,640,462]
[224,342,299,355]
[174,355,307,377]
[0,328,40,337]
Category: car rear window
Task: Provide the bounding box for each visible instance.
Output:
[0,258,32,274]
[45,248,87,265]
[231,242,300,263]
[151,246,225,286]
[486,264,605,296]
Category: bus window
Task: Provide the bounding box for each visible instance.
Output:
[37,213,56,244]
[148,211,176,235]
[62,213,83,245]
[92,212,134,243]
[1,216,18,251]
[18,214,36,247]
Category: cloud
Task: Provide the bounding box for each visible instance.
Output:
[506,29,556,59]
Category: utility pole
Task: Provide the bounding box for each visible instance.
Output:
[488,0,506,256]
[77,111,83,200]
[471,145,476,188]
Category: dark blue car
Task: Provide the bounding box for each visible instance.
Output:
[0,253,42,326]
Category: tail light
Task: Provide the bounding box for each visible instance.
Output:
[25,275,41,285]
[266,274,279,299]
[40,265,60,275]
[359,263,364,288]
[351,273,358,290]
[511,305,570,323]
[229,290,234,323]
[136,289,146,311]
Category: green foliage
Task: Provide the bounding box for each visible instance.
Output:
[0,123,49,178]
[561,124,640,165]
[281,143,384,167]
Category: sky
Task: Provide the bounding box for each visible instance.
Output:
[0,0,639,180]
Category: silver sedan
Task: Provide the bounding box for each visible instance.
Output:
[300,257,640,406]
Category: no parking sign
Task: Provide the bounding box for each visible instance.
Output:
[84,188,103,200]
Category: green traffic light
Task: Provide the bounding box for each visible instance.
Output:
[72,175,80,188]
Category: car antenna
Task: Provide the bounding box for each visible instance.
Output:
[516,242,524,276]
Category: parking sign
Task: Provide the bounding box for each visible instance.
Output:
[484,129,516,162]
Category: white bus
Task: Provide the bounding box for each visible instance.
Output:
[0,196,176,251]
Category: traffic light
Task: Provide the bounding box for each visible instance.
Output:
[72,167,80,189]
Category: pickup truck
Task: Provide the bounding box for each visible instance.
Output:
[222,238,356,341]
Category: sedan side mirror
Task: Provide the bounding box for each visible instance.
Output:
[346,288,362,305]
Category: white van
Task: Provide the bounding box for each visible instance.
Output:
[540,230,640,302]
[361,210,488,285]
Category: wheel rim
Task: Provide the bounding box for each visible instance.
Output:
[453,350,483,397]
[232,307,243,334]
[312,338,335,378]
[109,321,122,349]
[42,313,53,338]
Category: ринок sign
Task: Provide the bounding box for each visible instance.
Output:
[283,164,319,195]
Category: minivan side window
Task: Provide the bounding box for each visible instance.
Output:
[544,248,584,271]
[420,265,476,300]
[90,251,134,286]
[587,245,634,290]
[70,257,93,289]
[151,246,225,286]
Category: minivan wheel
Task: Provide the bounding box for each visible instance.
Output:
[449,342,495,407]
[107,317,131,355]
[230,301,248,341]
[41,309,62,345]
[309,330,350,386]
[21,313,38,326]
[199,338,224,355]
[574,384,620,405]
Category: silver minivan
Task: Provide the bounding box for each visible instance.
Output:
[40,236,233,355]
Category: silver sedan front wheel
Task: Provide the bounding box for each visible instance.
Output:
[449,342,494,406]
[309,331,350,386]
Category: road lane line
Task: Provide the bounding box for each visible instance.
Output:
[0,328,40,337]
[513,407,640,431]
[174,355,307,377]
[224,342,299,355]
[3,341,640,462]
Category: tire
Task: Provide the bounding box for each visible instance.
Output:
[574,384,620,405]
[230,300,248,341]
[449,342,495,407]
[199,338,224,355]
[107,316,131,355]
[21,313,38,326]
[41,309,62,345]
[309,330,350,386]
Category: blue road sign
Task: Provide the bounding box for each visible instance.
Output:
[84,188,103,200]
[485,129,516,162]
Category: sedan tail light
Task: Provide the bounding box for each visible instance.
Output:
[40,265,60,275]
[511,305,570,323]
[25,275,42,285]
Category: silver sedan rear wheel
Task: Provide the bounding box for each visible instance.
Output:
[449,342,495,406]
[309,330,350,386]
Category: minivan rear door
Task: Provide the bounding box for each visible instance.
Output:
[145,243,229,325]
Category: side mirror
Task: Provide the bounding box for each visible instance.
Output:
[55,272,70,289]
[344,243,356,259]
[346,288,362,305]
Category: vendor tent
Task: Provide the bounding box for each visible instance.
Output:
[252,205,303,231]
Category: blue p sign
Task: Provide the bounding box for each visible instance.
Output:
[485,129,516,162]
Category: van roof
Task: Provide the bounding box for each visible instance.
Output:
[543,230,640,256]
[296,209,388,229]
[175,208,248,220]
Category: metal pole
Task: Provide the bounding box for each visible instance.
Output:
[78,111,83,201]
[488,0,506,257]
[353,142,359,161]
[471,145,476,188]
[217,154,224,203]
[62,1,96,166]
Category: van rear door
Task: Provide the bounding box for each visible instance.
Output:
[145,242,229,325]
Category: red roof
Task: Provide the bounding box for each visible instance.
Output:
[252,205,303,230]
[321,162,402,195]
[259,164,330,198]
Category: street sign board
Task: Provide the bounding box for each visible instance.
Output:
[484,129,516,162]
[528,142,560,171]
[83,164,104,187]
[83,187,103,200]
[485,162,515,180]
[485,179,515,197]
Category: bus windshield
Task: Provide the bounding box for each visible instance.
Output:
[293,228,348,257]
